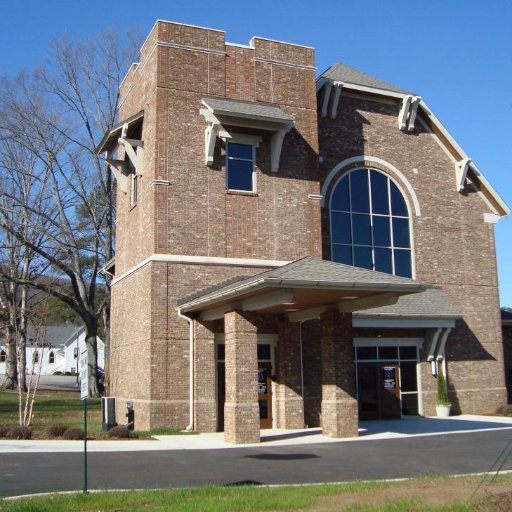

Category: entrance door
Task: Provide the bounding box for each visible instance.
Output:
[357,362,401,420]
[379,364,401,419]
[216,348,273,431]
[257,362,272,429]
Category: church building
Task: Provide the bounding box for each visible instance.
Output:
[97,20,509,443]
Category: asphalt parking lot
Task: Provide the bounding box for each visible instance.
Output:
[0,375,78,392]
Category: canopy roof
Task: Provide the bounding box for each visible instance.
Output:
[178,257,427,322]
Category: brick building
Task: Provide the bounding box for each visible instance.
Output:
[97,20,509,443]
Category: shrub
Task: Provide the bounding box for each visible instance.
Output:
[436,366,450,406]
[107,426,131,439]
[7,426,32,440]
[0,425,11,438]
[47,423,68,438]
[62,428,84,440]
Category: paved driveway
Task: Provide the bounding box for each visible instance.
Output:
[0,375,78,392]
[2,417,512,498]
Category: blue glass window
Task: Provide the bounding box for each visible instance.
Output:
[350,170,370,213]
[227,142,254,191]
[330,168,412,278]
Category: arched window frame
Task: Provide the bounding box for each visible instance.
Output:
[328,167,416,278]
[49,351,55,365]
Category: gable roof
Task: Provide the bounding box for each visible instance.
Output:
[317,63,510,218]
[202,97,293,124]
[321,62,413,96]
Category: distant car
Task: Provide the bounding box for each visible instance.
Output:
[78,368,104,387]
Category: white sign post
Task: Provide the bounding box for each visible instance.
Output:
[80,349,89,401]
[79,349,88,493]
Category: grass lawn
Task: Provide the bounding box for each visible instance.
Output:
[0,389,102,437]
[1,475,511,511]
[0,390,196,439]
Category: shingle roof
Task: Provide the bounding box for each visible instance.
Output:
[256,257,420,286]
[502,308,512,323]
[26,324,82,348]
[178,257,424,308]
[321,62,413,95]
[354,288,461,319]
[202,97,293,123]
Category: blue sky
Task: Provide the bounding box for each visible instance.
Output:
[1,0,511,305]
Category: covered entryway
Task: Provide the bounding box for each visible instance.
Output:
[356,343,419,420]
[216,341,274,430]
[177,257,426,444]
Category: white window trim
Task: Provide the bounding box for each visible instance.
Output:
[353,337,424,416]
[130,172,138,206]
[222,135,261,194]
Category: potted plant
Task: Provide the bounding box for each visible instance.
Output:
[436,365,451,417]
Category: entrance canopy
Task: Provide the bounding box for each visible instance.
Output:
[177,257,427,322]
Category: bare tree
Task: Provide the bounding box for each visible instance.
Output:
[0,141,49,391]
[0,31,138,396]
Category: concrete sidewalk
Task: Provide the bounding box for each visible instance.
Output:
[2,414,512,453]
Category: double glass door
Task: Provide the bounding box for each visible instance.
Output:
[356,345,419,420]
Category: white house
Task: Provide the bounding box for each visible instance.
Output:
[0,325,104,376]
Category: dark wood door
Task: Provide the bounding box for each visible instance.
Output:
[358,363,379,420]
[257,362,273,429]
[217,362,225,431]
[379,364,401,419]
[217,360,273,430]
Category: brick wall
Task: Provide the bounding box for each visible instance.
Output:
[110,20,506,432]
[502,325,512,402]
[319,93,506,414]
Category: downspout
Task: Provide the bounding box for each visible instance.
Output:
[177,309,194,431]
[299,321,306,427]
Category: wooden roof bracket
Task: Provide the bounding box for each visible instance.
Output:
[320,80,343,119]
[399,95,421,131]
[118,136,144,177]
[270,123,294,172]
[425,327,443,362]
[455,158,471,192]
[106,156,128,194]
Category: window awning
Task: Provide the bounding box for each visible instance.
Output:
[95,110,144,155]
[177,257,427,322]
[95,111,144,194]
[200,97,294,172]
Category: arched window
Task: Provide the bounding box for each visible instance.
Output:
[49,351,55,364]
[0,350,6,362]
[32,350,39,364]
[330,168,412,277]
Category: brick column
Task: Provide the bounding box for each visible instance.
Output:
[224,310,260,443]
[276,321,305,428]
[193,320,217,432]
[320,310,358,437]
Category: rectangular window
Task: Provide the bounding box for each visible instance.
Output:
[226,142,254,192]
[73,348,78,359]
[131,172,138,206]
